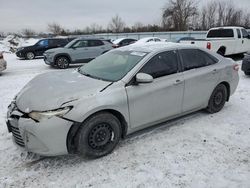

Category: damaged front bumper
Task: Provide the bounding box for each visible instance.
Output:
[6,101,74,156]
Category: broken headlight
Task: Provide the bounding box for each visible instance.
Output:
[28,107,72,122]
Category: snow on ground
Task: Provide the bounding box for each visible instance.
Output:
[0,53,250,188]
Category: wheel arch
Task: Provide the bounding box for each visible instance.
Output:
[54,53,72,63]
[218,81,230,101]
[217,46,226,56]
[66,109,128,154]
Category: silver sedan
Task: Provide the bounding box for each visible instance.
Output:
[6,43,239,158]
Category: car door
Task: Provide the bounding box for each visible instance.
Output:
[69,40,90,62]
[241,29,250,53]
[87,40,106,58]
[126,50,184,129]
[35,39,49,56]
[179,49,220,113]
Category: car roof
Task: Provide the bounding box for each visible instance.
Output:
[209,26,244,30]
[118,42,198,53]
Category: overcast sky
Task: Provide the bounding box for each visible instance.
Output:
[0,0,250,33]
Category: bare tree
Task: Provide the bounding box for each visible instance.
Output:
[47,22,64,35]
[200,1,217,30]
[89,23,103,34]
[21,28,36,38]
[132,22,144,32]
[162,0,198,31]
[108,15,126,33]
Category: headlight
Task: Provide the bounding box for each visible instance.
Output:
[45,51,55,55]
[29,107,72,122]
[18,47,24,51]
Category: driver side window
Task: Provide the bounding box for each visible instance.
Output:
[139,51,178,79]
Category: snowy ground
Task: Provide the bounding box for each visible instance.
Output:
[0,53,250,188]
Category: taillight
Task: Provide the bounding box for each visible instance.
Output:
[207,42,211,50]
[233,64,239,71]
[0,53,3,59]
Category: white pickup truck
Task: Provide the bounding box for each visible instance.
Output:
[180,27,250,56]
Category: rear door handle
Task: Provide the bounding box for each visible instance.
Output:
[212,69,217,74]
[174,79,183,85]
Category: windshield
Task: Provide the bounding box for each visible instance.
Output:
[78,50,148,82]
[64,38,78,48]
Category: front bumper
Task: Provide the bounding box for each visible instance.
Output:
[6,102,73,156]
[16,51,25,58]
[44,54,55,66]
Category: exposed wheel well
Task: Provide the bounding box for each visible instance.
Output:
[67,109,128,154]
[219,81,230,101]
[217,46,226,56]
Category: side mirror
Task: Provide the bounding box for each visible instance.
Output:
[136,73,153,84]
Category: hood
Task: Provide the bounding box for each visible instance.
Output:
[16,70,111,113]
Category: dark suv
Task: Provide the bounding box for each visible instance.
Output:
[16,38,75,60]
[242,52,250,75]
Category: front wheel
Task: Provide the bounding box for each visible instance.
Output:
[25,52,35,60]
[76,112,121,158]
[207,84,227,113]
[56,56,70,69]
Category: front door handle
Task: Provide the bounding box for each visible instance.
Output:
[212,69,217,74]
[242,40,244,44]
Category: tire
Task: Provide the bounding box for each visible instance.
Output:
[76,112,121,158]
[207,84,227,113]
[244,71,250,76]
[25,52,35,60]
[56,56,70,69]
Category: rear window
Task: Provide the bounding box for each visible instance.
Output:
[207,29,234,38]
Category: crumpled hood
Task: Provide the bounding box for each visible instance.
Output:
[16,70,111,113]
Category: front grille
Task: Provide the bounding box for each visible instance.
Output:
[10,125,25,147]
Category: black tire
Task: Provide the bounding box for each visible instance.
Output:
[207,84,227,113]
[244,71,250,76]
[56,56,70,69]
[25,52,35,60]
[76,112,121,158]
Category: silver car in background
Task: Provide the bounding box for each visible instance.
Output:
[44,38,113,69]
[7,43,239,158]
[0,52,7,73]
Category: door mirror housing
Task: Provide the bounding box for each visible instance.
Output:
[136,73,153,84]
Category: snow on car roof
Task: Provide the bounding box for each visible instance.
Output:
[112,38,126,44]
[118,42,196,53]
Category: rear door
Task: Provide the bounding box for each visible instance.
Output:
[236,29,243,53]
[126,50,184,128]
[87,40,105,59]
[179,49,220,112]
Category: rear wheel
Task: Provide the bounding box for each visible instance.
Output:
[207,84,227,113]
[25,52,35,60]
[76,112,121,158]
[56,56,70,69]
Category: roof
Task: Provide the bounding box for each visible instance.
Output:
[118,42,196,53]
[209,26,245,30]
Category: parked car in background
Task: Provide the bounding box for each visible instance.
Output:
[0,52,7,73]
[16,38,75,60]
[242,51,250,75]
[44,38,113,69]
[112,38,137,48]
[7,42,239,158]
[177,37,195,43]
[180,27,250,56]
[133,37,162,44]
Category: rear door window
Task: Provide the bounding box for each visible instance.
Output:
[207,29,234,38]
[180,49,217,71]
[88,40,104,47]
[72,40,88,48]
[139,51,178,78]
